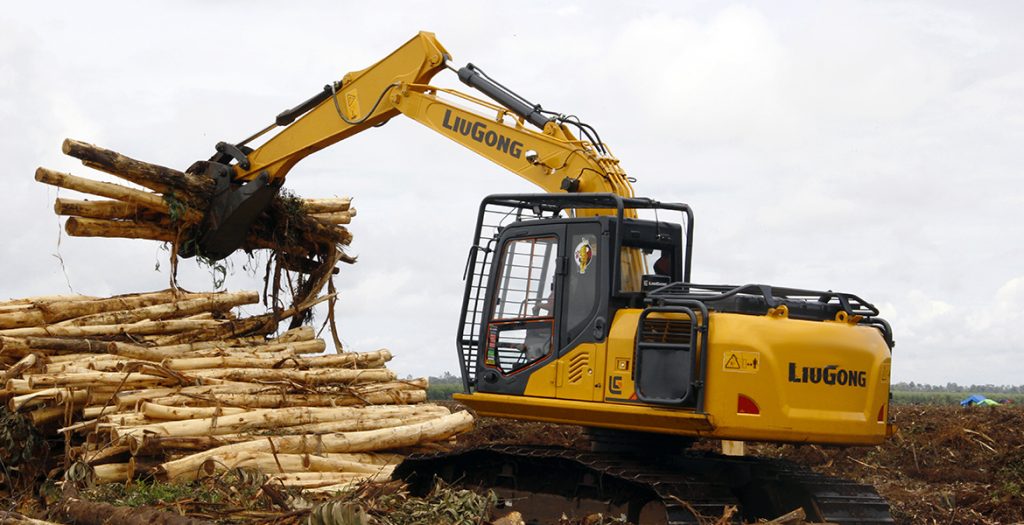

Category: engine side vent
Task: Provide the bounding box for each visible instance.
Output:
[567,352,589,384]
[635,308,700,407]
[639,318,693,346]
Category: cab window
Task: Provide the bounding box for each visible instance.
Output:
[486,236,557,373]
[621,246,675,292]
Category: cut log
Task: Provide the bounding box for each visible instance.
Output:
[62,138,213,203]
[1,319,224,338]
[56,389,115,406]
[301,198,352,214]
[0,294,97,306]
[128,435,250,456]
[34,290,211,323]
[36,290,208,324]
[263,471,366,488]
[2,354,39,383]
[311,212,352,224]
[140,403,249,421]
[0,337,30,358]
[272,413,442,435]
[82,405,120,419]
[223,452,391,475]
[35,167,202,223]
[13,388,92,409]
[100,413,155,427]
[30,405,80,425]
[0,310,45,330]
[162,348,390,371]
[114,383,279,410]
[58,291,258,327]
[182,367,395,385]
[157,411,474,480]
[9,386,63,411]
[45,359,128,373]
[150,293,335,345]
[64,217,176,242]
[109,338,324,362]
[5,379,31,394]
[276,326,316,343]
[149,386,427,409]
[26,371,176,389]
[54,198,159,221]
[115,404,444,440]
[318,452,404,465]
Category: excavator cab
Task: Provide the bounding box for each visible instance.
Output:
[460,194,692,401]
[455,194,701,407]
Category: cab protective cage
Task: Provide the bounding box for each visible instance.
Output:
[455,193,695,393]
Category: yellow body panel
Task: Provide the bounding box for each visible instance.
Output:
[700,312,891,444]
[462,308,893,446]
[454,392,714,435]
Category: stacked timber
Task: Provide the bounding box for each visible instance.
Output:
[38,139,356,271]
[0,289,474,491]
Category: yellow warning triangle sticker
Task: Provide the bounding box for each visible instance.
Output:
[725,354,741,369]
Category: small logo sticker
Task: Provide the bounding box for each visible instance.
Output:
[574,239,594,274]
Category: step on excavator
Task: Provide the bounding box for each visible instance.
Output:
[180,32,896,524]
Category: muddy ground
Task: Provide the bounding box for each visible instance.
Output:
[3,404,1019,524]
[455,404,1024,525]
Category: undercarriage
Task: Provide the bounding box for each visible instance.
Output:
[395,445,893,524]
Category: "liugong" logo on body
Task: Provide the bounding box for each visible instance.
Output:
[788,363,867,387]
[441,109,525,159]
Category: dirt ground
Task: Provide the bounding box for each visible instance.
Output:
[454,404,1024,525]
[3,404,1019,524]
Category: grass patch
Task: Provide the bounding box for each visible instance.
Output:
[82,479,222,507]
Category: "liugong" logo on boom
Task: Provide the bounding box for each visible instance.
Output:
[788,363,867,387]
[441,109,525,159]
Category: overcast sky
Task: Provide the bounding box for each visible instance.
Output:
[1,2,1022,385]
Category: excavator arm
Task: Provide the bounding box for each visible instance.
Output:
[229,32,449,185]
[190,32,635,259]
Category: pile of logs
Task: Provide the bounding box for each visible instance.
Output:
[0,289,473,492]
[37,139,356,270]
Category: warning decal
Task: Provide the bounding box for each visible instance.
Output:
[723,351,760,373]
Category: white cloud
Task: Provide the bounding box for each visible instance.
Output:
[890,278,1024,384]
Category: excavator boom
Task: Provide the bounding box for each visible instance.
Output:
[187,31,631,259]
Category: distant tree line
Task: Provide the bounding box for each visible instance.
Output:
[428,372,462,385]
[425,372,462,400]
[892,382,1024,393]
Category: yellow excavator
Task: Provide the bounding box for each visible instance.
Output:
[182,32,895,524]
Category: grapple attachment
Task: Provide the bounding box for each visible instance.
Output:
[178,160,279,261]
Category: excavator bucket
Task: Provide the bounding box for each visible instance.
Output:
[178,160,280,261]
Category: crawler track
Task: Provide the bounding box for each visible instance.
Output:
[395,445,893,524]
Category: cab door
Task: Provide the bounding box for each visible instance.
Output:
[555,222,607,402]
[475,224,565,397]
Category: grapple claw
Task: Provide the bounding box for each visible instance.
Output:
[178,161,279,260]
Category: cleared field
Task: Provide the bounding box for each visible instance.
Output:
[453,404,1024,524]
